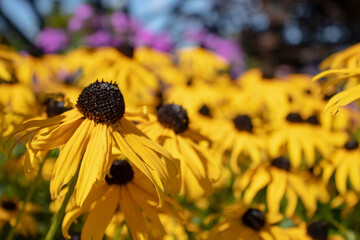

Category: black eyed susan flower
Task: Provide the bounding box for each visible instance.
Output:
[269,112,347,168]
[321,139,360,195]
[0,198,38,237]
[0,81,36,136]
[62,159,182,240]
[216,114,267,172]
[6,80,179,207]
[233,157,318,222]
[207,206,266,240]
[138,103,220,200]
[208,204,315,240]
[331,190,359,217]
[236,69,293,121]
[176,46,229,82]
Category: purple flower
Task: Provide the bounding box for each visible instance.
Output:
[67,4,94,32]
[35,28,68,53]
[85,30,113,47]
[134,29,155,47]
[110,12,130,32]
[73,4,94,21]
[151,33,173,52]
[134,29,172,52]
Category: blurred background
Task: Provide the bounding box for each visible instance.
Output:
[1,0,360,77]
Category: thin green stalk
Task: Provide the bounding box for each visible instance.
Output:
[6,158,46,240]
[43,169,79,240]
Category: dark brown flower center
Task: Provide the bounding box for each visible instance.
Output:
[105,160,134,186]
[233,115,253,133]
[157,104,189,134]
[344,139,359,150]
[304,89,312,95]
[242,208,265,231]
[1,200,17,211]
[44,97,72,118]
[307,221,328,240]
[198,104,212,117]
[305,115,320,125]
[76,80,125,124]
[286,113,303,123]
[117,43,134,58]
[271,156,291,171]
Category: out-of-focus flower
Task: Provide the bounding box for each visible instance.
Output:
[321,139,360,195]
[135,29,173,52]
[62,159,182,240]
[138,104,220,200]
[67,4,94,32]
[35,28,68,53]
[233,157,319,221]
[0,198,38,237]
[85,30,113,47]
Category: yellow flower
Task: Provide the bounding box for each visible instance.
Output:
[207,206,265,240]
[321,139,360,195]
[236,69,293,121]
[138,104,220,200]
[176,46,229,82]
[233,157,318,220]
[269,112,347,168]
[62,159,182,240]
[0,82,36,136]
[216,114,266,172]
[331,190,359,217]
[0,198,38,237]
[6,80,179,207]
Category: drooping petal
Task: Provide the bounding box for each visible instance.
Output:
[82,186,119,240]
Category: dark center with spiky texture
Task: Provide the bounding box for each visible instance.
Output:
[198,104,212,117]
[242,208,265,231]
[233,115,253,133]
[305,115,320,125]
[344,139,359,150]
[157,104,189,134]
[286,113,303,123]
[105,160,134,186]
[76,80,125,124]
[272,156,291,171]
[45,98,72,118]
[307,221,328,240]
[1,200,17,211]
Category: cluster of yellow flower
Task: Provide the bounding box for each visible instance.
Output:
[0,43,359,240]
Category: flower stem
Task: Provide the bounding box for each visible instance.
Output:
[43,169,79,240]
[5,158,46,240]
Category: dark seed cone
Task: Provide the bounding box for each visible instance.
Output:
[76,80,125,124]
[242,208,265,231]
[157,104,189,134]
[344,139,359,150]
[233,115,253,133]
[307,221,328,240]
[198,104,212,117]
[1,200,17,211]
[272,156,291,171]
[286,113,303,123]
[105,160,134,186]
[45,98,72,117]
